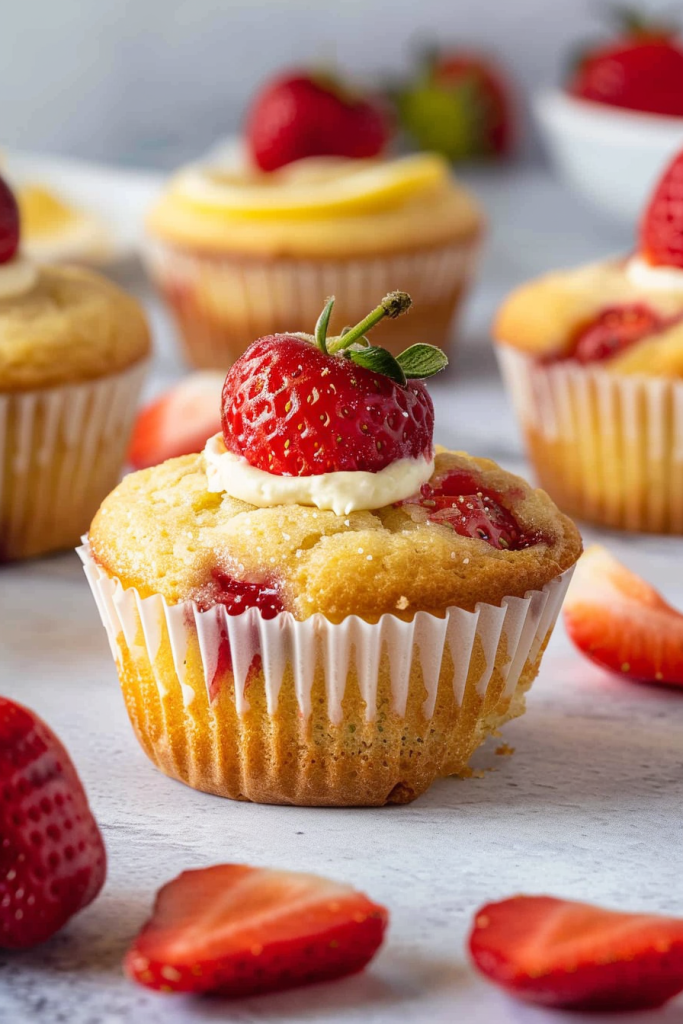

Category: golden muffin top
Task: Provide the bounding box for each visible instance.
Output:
[0,264,150,392]
[495,258,683,376]
[89,448,581,623]
[146,155,483,259]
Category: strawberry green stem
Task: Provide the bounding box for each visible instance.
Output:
[326,291,412,353]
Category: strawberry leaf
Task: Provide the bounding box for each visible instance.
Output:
[350,346,407,384]
[396,344,448,379]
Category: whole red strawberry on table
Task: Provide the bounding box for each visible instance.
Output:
[567,8,683,117]
[394,46,513,161]
[0,697,106,949]
[246,69,391,172]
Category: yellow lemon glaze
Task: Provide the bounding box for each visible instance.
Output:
[17,185,112,263]
[147,155,483,258]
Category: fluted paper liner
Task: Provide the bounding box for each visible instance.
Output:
[79,538,572,806]
[144,239,480,368]
[498,346,683,532]
[0,361,147,560]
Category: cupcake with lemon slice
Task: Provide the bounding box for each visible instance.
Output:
[146,154,482,368]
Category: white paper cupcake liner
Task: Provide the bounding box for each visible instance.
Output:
[498,346,683,532]
[79,539,572,726]
[0,361,147,559]
[143,239,480,368]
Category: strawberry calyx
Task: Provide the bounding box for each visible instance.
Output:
[611,5,678,40]
[307,290,448,384]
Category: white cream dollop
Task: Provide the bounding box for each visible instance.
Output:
[0,255,38,300]
[626,255,683,293]
[204,434,435,515]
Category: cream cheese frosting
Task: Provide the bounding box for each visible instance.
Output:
[627,255,683,293]
[0,256,38,301]
[204,433,435,515]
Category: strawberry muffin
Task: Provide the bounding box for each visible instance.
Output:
[496,149,683,533]
[0,175,149,561]
[145,153,482,369]
[83,292,580,807]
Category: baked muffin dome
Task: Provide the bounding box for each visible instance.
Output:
[495,258,683,376]
[90,448,580,622]
[0,265,150,391]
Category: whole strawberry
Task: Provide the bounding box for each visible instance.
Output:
[0,697,106,949]
[568,9,683,117]
[395,47,512,162]
[640,148,683,268]
[246,70,391,172]
[221,291,447,476]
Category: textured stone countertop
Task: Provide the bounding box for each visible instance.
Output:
[2,166,682,1024]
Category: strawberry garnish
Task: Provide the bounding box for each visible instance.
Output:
[564,545,683,686]
[221,291,447,477]
[470,894,683,1011]
[246,70,391,173]
[570,304,668,363]
[125,864,388,997]
[640,149,683,268]
[0,174,20,265]
[401,470,536,550]
[568,10,683,117]
[128,371,224,471]
[0,697,106,949]
[395,47,513,161]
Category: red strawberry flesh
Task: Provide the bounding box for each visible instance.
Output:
[0,697,106,949]
[402,470,538,550]
[470,895,683,1011]
[0,175,20,265]
[221,334,434,477]
[640,150,683,268]
[194,568,284,619]
[125,864,388,997]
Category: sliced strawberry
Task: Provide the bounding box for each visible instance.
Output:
[0,697,106,949]
[570,304,669,363]
[128,372,224,471]
[640,149,683,269]
[470,895,683,1011]
[401,470,538,550]
[564,545,683,686]
[125,864,388,997]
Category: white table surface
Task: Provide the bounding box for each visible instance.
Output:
[2,165,683,1024]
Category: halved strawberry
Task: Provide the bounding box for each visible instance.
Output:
[564,545,683,686]
[0,697,106,949]
[128,372,224,471]
[470,895,683,1011]
[125,864,388,997]
[640,148,683,268]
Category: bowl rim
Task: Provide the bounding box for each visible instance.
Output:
[534,88,683,141]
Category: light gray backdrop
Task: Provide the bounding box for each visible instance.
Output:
[0,0,670,167]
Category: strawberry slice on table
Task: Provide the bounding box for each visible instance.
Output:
[469,895,683,1011]
[125,864,388,997]
[0,697,106,949]
[246,70,391,172]
[128,371,224,471]
[640,149,683,269]
[564,545,683,687]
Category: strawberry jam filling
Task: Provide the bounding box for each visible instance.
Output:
[195,569,284,618]
[551,304,675,364]
[403,470,538,550]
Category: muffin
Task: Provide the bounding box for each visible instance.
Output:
[496,149,683,533]
[82,292,580,806]
[145,154,483,368]
[0,176,150,560]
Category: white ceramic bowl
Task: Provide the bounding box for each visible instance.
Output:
[534,89,683,226]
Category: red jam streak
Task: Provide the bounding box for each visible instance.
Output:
[403,470,540,550]
[555,304,673,365]
[196,569,284,619]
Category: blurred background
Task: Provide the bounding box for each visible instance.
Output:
[0,0,672,168]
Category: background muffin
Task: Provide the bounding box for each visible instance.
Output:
[145,155,483,368]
